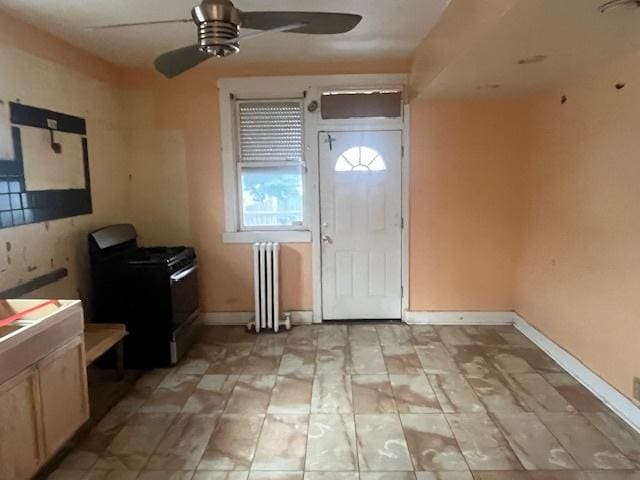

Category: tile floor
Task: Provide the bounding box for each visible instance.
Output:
[50,324,640,480]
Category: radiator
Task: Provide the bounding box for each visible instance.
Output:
[249,242,290,333]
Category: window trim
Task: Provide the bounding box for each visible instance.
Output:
[218,74,408,247]
[231,96,308,235]
[222,230,311,244]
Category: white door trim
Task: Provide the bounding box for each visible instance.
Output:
[401,105,411,321]
[310,107,409,323]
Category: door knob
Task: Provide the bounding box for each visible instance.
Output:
[321,235,333,244]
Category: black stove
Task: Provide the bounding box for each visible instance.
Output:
[89,224,200,367]
[127,247,192,267]
[126,246,197,281]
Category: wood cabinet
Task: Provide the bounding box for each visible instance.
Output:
[38,335,89,456]
[0,367,45,479]
[0,301,88,479]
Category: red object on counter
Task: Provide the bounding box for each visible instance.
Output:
[0,299,60,328]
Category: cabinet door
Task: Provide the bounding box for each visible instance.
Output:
[38,335,89,456]
[0,367,45,480]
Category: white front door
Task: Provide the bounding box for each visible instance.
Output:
[319,130,403,320]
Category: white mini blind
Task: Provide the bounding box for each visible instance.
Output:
[237,100,304,163]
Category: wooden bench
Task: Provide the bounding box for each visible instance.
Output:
[84,324,127,377]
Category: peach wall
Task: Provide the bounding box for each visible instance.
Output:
[0,12,121,85]
[515,52,640,401]
[0,11,132,305]
[161,73,312,312]
[124,63,530,314]
[128,60,409,313]
[409,98,526,311]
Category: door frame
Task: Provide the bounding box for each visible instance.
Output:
[309,105,410,323]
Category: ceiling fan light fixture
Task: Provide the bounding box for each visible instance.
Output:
[100,0,363,78]
[193,0,242,57]
[197,20,240,56]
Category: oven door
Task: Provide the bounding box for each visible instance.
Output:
[170,263,199,328]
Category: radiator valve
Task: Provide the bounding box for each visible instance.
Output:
[283,312,292,331]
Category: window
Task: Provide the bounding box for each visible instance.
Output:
[236,99,305,230]
[321,90,402,119]
[335,146,387,172]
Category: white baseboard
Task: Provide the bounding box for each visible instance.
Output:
[201,312,252,325]
[405,311,514,325]
[512,313,640,434]
[201,311,313,326]
[290,311,313,325]
[406,310,640,433]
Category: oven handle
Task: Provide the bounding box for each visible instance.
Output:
[170,263,198,284]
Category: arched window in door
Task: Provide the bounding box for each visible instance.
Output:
[335,146,387,172]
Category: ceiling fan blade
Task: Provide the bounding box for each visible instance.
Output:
[239,22,307,41]
[154,45,211,79]
[88,18,192,30]
[240,11,362,34]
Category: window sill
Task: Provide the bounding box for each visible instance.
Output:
[223,230,312,244]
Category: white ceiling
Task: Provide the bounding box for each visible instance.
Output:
[5,0,636,97]
[412,0,640,98]
[0,0,450,68]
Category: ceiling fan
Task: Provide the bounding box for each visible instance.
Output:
[91,0,362,79]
